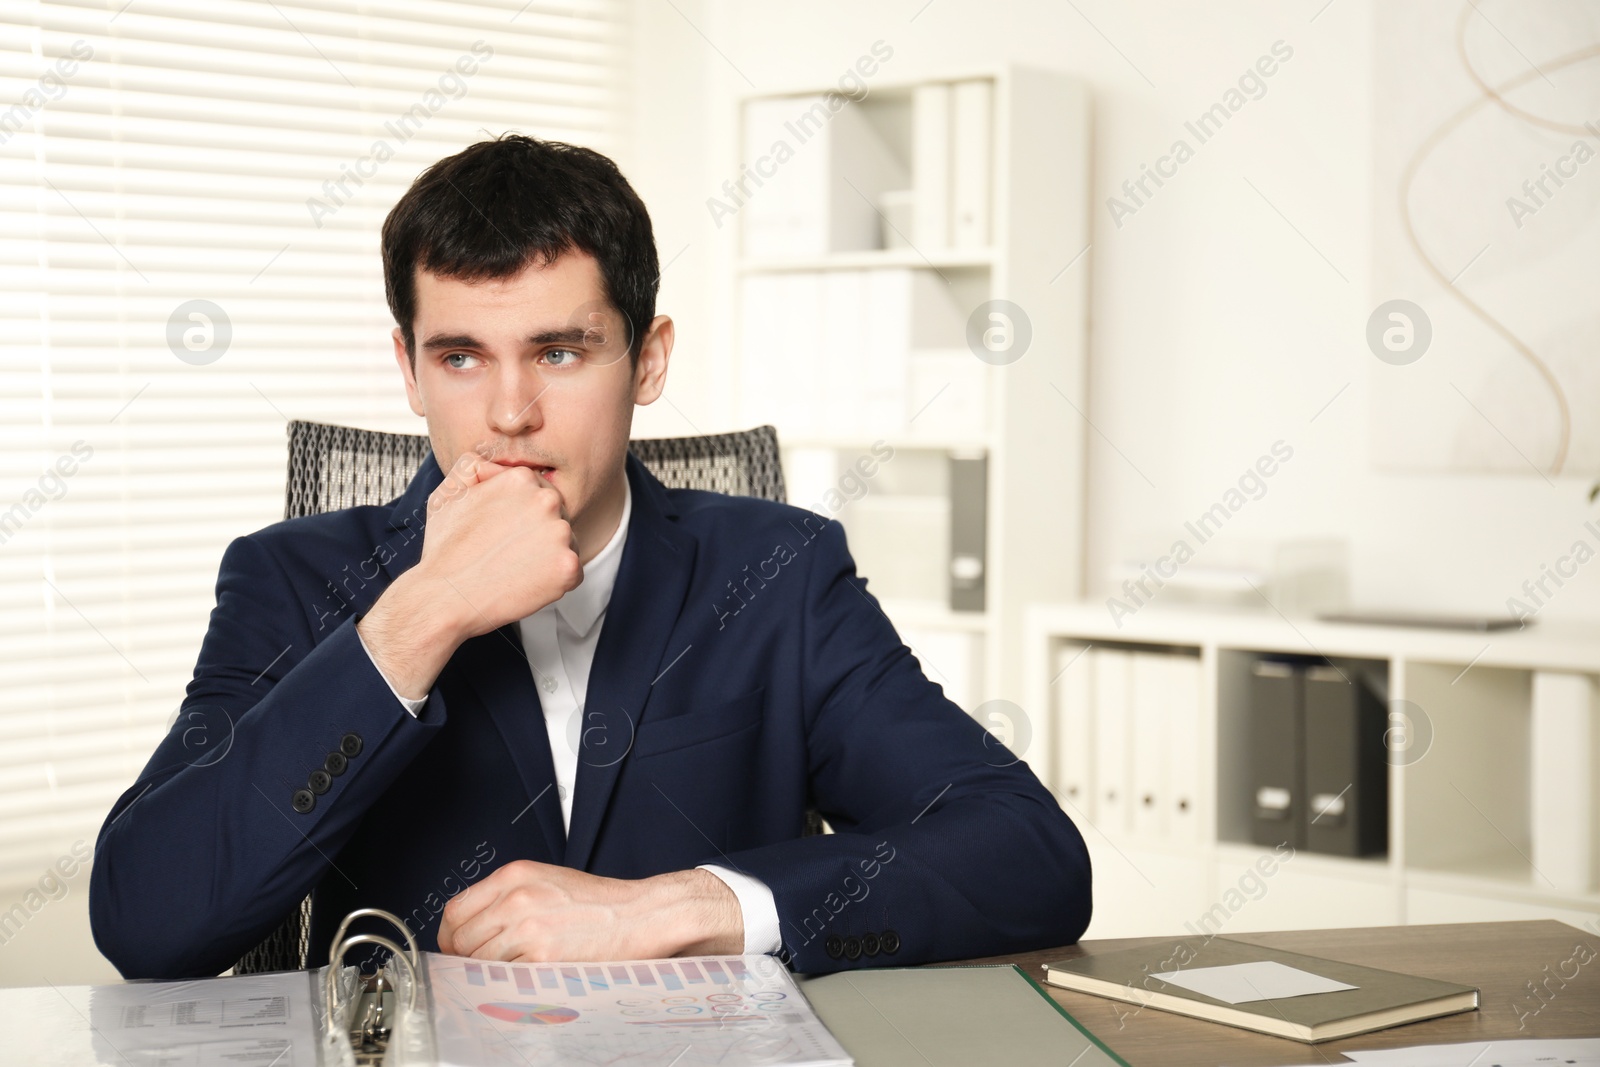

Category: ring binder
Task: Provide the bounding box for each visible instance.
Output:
[330,907,422,971]
[0,902,849,1066]
[324,908,424,1066]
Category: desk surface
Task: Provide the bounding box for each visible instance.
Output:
[944,920,1599,1066]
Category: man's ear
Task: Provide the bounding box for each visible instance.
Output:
[393,327,425,417]
[632,315,673,407]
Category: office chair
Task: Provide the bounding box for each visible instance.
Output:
[234,418,794,975]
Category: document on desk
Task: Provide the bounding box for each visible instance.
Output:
[0,968,322,1066]
[1341,1037,1600,1065]
[1252,1036,1600,1067]
[423,953,852,1067]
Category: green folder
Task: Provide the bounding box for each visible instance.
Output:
[797,964,1130,1066]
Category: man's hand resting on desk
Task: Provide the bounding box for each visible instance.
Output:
[436,860,744,962]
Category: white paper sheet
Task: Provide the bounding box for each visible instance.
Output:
[1235,1037,1600,1067]
[1149,960,1357,1004]
[1341,1037,1600,1065]
[425,953,852,1067]
[0,969,322,1066]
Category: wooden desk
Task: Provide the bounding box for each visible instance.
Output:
[945,921,1600,1066]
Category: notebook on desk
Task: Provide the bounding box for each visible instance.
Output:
[1043,936,1479,1043]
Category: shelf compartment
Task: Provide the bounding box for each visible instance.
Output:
[1401,661,1535,884]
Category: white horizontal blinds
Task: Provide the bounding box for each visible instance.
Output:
[0,0,627,886]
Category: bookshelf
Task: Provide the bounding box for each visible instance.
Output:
[1024,602,1600,938]
[725,66,1092,716]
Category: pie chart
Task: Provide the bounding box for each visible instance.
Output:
[477,1002,580,1025]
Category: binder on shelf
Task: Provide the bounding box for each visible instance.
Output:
[1165,651,1204,842]
[1092,648,1132,835]
[862,269,912,430]
[785,271,826,436]
[908,349,988,439]
[1249,659,1303,850]
[1245,657,1389,857]
[911,82,952,249]
[947,450,987,612]
[950,79,993,248]
[1303,664,1387,857]
[1053,642,1096,816]
[868,270,965,374]
[1530,670,1598,893]
[738,273,785,428]
[821,270,867,434]
[1129,651,1170,838]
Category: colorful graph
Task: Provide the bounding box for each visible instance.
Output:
[431,955,850,1066]
[477,1001,580,1025]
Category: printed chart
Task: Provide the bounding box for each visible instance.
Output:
[427,954,851,1067]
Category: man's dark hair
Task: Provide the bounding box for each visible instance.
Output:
[381,133,659,368]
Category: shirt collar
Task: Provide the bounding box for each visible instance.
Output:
[553,472,631,639]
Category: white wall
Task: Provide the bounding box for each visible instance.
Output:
[623,0,1600,624]
[12,0,1591,992]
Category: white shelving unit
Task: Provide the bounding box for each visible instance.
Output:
[726,66,1092,714]
[1024,601,1600,939]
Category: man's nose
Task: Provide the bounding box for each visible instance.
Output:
[487,365,550,436]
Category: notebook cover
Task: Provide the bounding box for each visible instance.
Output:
[1044,936,1477,1035]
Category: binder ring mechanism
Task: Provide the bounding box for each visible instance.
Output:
[325,908,421,1063]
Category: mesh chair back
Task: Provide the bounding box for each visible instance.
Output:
[234,420,786,974]
[284,420,788,520]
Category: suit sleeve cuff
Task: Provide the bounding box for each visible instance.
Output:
[697,864,782,955]
[355,616,429,718]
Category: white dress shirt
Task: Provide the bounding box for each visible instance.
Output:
[356,474,781,955]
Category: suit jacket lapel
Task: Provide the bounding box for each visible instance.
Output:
[381,451,568,862]
[564,452,696,871]
[379,449,441,583]
[451,627,568,864]
[379,449,697,871]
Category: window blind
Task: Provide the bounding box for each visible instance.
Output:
[0,0,628,887]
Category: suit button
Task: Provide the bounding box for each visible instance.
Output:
[340,733,363,758]
[308,769,332,795]
[324,751,348,777]
[880,929,900,955]
[843,936,863,961]
[824,936,844,960]
[861,932,881,957]
[291,789,315,814]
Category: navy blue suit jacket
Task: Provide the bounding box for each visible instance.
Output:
[90,450,1091,978]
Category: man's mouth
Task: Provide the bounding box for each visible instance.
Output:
[495,460,556,480]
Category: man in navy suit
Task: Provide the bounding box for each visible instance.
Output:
[89,134,1091,979]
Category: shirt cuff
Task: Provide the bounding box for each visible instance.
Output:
[356,616,428,718]
[697,865,782,955]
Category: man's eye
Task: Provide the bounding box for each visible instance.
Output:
[543,348,581,368]
[444,353,480,370]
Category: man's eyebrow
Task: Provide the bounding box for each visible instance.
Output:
[419,327,591,351]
